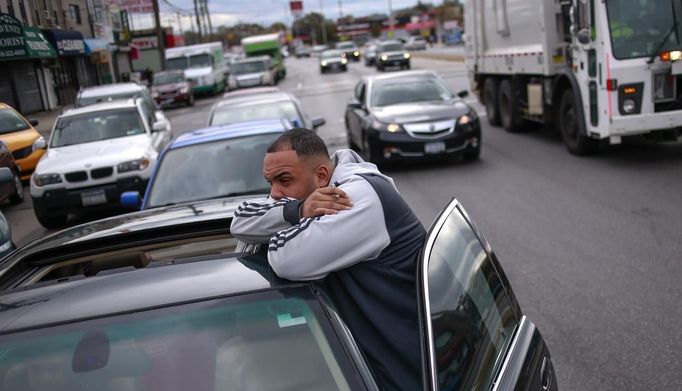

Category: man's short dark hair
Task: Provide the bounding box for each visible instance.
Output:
[267,128,330,159]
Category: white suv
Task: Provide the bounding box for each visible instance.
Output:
[30,98,172,228]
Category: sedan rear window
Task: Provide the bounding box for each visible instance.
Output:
[145,133,279,208]
[0,108,30,135]
[210,101,302,127]
[51,109,145,147]
[0,291,354,391]
[371,78,453,107]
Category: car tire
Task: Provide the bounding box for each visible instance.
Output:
[405,62,411,70]
[559,89,598,155]
[342,65,348,72]
[498,79,523,133]
[377,64,384,72]
[320,68,325,74]
[9,170,24,205]
[483,78,501,127]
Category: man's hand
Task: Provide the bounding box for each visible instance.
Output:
[300,187,352,218]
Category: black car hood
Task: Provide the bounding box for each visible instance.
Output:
[371,100,471,124]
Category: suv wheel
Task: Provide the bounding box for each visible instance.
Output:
[9,170,23,204]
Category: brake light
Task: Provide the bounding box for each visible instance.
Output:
[606,79,618,91]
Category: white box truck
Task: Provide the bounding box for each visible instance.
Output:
[165,42,227,95]
[465,0,682,154]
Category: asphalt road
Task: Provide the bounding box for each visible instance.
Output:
[4,55,682,389]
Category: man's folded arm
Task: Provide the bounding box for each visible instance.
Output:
[230,197,303,244]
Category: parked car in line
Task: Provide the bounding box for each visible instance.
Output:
[294,45,311,58]
[0,146,24,205]
[121,119,290,210]
[376,40,411,71]
[151,70,194,108]
[30,98,172,228]
[75,82,171,133]
[0,103,47,181]
[336,41,361,61]
[345,71,479,165]
[319,50,348,73]
[0,196,557,391]
[227,56,278,90]
[208,90,325,130]
[404,36,428,51]
[364,44,378,66]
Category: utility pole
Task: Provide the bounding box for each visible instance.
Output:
[387,0,394,37]
[338,0,343,18]
[153,0,165,68]
[204,0,213,37]
[318,0,328,45]
[176,12,183,34]
[194,0,203,41]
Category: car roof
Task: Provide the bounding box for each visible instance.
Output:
[0,251,301,334]
[367,70,438,83]
[171,118,289,149]
[79,83,145,98]
[221,87,280,99]
[60,99,139,117]
[378,40,402,46]
[214,91,294,109]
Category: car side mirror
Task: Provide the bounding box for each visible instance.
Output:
[312,118,326,129]
[347,101,363,110]
[457,90,469,99]
[120,191,141,210]
[0,167,12,184]
[152,121,166,133]
[577,29,591,45]
[28,119,39,127]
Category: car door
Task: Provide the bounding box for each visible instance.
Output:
[346,81,367,147]
[139,101,167,152]
[419,199,557,391]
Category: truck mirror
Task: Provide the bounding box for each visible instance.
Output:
[577,29,590,45]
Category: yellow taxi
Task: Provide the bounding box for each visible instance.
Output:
[0,103,47,181]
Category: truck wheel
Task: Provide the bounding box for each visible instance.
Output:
[498,79,523,133]
[9,170,24,204]
[483,78,501,126]
[559,89,598,155]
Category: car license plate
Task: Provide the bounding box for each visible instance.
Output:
[425,141,446,154]
[81,190,107,207]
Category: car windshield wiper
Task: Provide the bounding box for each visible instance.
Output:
[648,0,681,63]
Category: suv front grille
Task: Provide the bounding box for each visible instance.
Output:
[65,171,88,182]
[91,167,113,179]
[12,145,32,160]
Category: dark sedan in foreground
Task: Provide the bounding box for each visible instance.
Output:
[345,70,480,165]
[0,197,556,391]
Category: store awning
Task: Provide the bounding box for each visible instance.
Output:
[0,13,57,61]
[42,29,85,56]
[84,38,110,55]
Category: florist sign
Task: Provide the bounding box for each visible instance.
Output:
[0,13,25,59]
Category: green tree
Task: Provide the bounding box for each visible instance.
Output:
[292,12,337,44]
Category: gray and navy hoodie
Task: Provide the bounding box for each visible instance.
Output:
[230,149,426,391]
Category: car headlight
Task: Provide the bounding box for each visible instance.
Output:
[456,112,478,130]
[354,51,360,56]
[321,61,328,66]
[32,136,47,152]
[372,119,403,133]
[622,99,636,114]
[180,86,189,93]
[341,58,348,64]
[404,53,411,59]
[118,158,150,173]
[33,173,62,187]
[381,55,388,61]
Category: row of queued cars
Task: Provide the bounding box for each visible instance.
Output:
[0,72,557,391]
[316,39,413,74]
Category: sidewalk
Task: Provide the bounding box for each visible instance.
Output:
[29,108,61,138]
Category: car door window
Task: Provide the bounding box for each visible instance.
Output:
[422,201,517,391]
[138,102,153,130]
[354,82,365,104]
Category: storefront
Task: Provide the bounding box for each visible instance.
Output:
[42,29,95,106]
[0,13,57,114]
[84,38,115,84]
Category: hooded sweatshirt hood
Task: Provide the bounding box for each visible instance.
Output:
[329,149,396,190]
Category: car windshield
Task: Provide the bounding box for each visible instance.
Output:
[0,108,30,135]
[380,43,403,52]
[322,50,342,59]
[146,133,279,207]
[153,72,184,85]
[77,92,138,106]
[0,290,354,391]
[190,53,212,68]
[51,109,145,147]
[210,101,301,127]
[371,78,453,107]
[166,57,188,71]
[337,42,354,49]
[606,0,682,59]
[231,61,267,74]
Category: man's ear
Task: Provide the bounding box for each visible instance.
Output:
[313,163,332,187]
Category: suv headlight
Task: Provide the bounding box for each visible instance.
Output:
[321,61,328,66]
[33,173,62,186]
[118,158,150,173]
[341,58,348,64]
[381,55,388,61]
[404,53,411,59]
[456,112,478,130]
[372,120,403,133]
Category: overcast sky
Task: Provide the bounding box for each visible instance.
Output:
[130,0,438,32]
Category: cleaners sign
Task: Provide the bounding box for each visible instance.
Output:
[0,13,25,59]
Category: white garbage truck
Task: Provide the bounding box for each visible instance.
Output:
[465,0,682,154]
